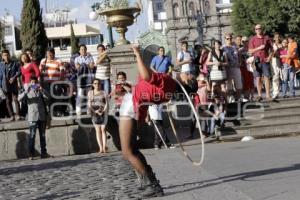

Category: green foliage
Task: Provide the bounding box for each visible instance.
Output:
[20,0,48,62]
[231,0,300,37]
[110,0,129,8]
[92,0,129,11]
[0,21,6,51]
[70,23,79,55]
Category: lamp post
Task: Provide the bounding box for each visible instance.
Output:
[108,25,114,48]
[89,1,114,47]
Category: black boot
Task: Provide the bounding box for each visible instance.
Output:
[140,173,164,198]
[135,165,156,189]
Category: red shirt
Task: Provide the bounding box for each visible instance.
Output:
[133,73,177,121]
[249,35,272,63]
[279,48,288,64]
[21,63,40,84]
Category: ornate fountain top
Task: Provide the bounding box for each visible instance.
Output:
[91,0,129,12]
[90,0,141,46]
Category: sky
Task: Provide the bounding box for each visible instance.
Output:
[0,0,149,42]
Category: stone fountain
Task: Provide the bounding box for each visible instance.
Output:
[90,1,154,148]
[91,1,142,83]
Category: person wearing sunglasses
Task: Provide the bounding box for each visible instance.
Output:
[223,33,243,102]
[248,24,273,101]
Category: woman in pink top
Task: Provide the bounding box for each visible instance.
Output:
[20,53,40,90]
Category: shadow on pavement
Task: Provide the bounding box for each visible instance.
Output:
[162,163,300,197]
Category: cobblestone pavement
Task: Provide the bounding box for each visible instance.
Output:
[0,153,144,200]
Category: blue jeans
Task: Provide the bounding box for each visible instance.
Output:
[28,120,47,156]
[210,112,225,136]
[254,62,271,77]
[282,64,295,96]
[101,79,111,95]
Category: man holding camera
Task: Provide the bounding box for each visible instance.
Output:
[249,24,273,101]
[18,76,50,160]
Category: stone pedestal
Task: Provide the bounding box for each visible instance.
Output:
[108,44,138,84]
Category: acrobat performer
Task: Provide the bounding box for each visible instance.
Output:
[118,45,177,197]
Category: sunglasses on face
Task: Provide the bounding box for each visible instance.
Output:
[255,27,261,30]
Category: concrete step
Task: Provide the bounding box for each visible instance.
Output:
[220,122,300,137]
[226,116,300,129]
[243,106,300,120]
[243,112,300,122]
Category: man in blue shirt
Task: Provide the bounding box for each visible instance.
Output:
[149,46,173,150]
[0,50,21,121]
[150,47,173,74]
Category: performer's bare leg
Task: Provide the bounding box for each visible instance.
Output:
[119,116,147,175]
[117,45,163,197]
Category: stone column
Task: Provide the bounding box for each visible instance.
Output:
[108,44,138,84]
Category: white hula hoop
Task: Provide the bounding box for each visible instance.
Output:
[151,119,168,149]
[167,77,205,166]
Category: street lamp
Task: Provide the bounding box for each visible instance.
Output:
[89,2,114,48]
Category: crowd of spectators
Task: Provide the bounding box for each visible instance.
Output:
[0,23,300,156]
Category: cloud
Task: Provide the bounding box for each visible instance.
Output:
[69,0,92,22]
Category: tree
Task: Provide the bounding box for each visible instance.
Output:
[0,21,6,51]
[20,0,48,62]
[70,23,79,55]
[231,0,299,37]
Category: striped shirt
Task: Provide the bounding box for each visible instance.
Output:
[39,58,64,82]
[95,56,110,80]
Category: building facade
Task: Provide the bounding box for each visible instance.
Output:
[0,15,22,55]
[44,8,103,61]
[164,0,232,60]
[147,0,167,33]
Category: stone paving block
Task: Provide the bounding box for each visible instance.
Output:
[0,153,146,200]
[0,131,7,160]
[46,127,69,156]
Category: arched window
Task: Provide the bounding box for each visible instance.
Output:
[173,3,180,19]
[188,2,195,17]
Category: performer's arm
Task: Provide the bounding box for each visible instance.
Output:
[132,45,152,82]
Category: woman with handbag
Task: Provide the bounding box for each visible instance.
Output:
[206,40,229,96]
[88,78,109,154]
